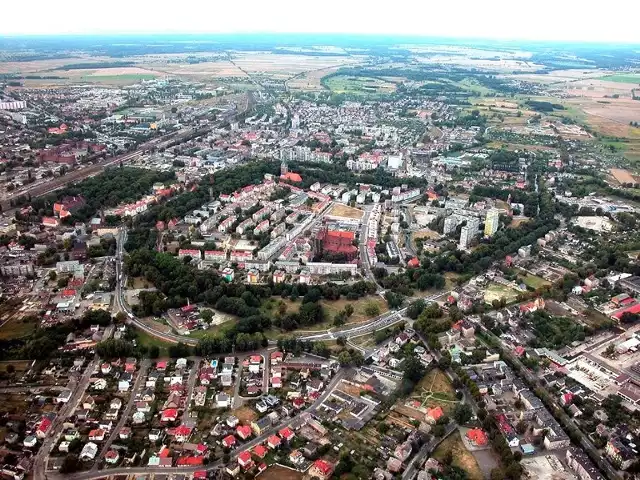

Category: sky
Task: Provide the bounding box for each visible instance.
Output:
[2,0,640,43]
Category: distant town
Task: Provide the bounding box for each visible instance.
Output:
[1,35,640,480]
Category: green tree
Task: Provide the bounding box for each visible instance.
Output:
[200,309,214,322]
[403,356,426,383]
[364,302,380,317]
[344,304,354,318]
[453,403,473,425]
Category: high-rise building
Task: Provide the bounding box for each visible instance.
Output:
[459,217,480,250]
[484,209,500,237]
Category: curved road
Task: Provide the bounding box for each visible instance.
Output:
[117,227,444,345]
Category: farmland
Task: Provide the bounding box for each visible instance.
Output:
[324,75,397,95]
[599,74,640,84]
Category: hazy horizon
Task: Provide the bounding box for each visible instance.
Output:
[2,0,640,44]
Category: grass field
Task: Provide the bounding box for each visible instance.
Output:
[263,295,389,334]
[522,274,552,289]
[0,315,39,340]
[484,283,520,305]
[412,369,459,415]
[433,433,484,480]
[135,329,173,356]
[325,75,396,95]
[599,74,640,84]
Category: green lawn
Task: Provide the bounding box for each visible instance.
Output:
[0,315,39,340]
[135,329,173,356]
[261,295,389,339]
[600,74,640,84]
[484,283,520,305]
[522,274,552,289]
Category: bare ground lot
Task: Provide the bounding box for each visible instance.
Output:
[327,204,364,220]
[258,465,303,480]
[232,406,258,424]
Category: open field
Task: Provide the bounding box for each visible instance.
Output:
[610,168,637,185]
[412,369,458,415]
[433,433,484,480]
[350,332,377,349]
[232,52,356,79]
[232,406,258,424]
[321,297,388,325]
[522,274,552,290]
[484,283,520,305]
[417,369,456,397]
[264,295,388,333]
[328,203,364,219]
[153,60,248,78]
[0,56,114,74]
[258,465,303,480]
[412,229,440,240]
[600,74,640,84]
[79,74,158,84]
[135,328,173,356]
[325,75,397,95]
[0,314,39,340]
[0,360,31,374]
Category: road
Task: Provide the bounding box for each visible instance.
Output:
[33,358,100,480]
[182,361,200,423]
[94,359,150,466]
[116,223,445,346]
[475,323,621,480]
[402,423,457,480]
[56,368,347,480]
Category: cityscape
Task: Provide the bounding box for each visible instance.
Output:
[0,26,640,480]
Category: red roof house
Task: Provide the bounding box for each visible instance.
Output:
[310,459,335,479]
[279,427,295,441]
[237,450,253,468]
[267,435,281,449]
[253,445,268,458]
[222,435,236,448]
[161,408,178,422]
[466,428,488,446]
[237,425,252,440]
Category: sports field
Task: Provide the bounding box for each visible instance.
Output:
[484,283,519,305]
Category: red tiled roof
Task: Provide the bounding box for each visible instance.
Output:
[253,445,268,458]
[177,456,203,466]
[313,459,334,475]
